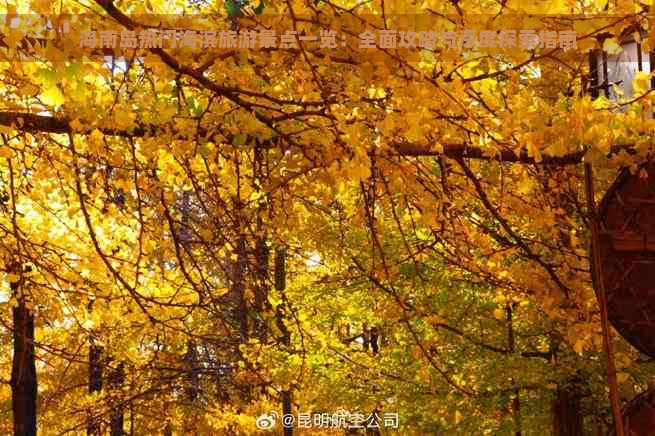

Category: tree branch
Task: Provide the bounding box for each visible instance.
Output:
[0,111,633,166]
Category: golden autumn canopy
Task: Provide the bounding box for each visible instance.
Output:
[1,0,655,434]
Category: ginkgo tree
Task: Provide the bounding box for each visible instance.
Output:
[0,0,655,435]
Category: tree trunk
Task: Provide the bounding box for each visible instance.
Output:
[275,247,293,436]
[184,340,200,402]
[282,390,293,436]
[87,340,103,435]
[253,236,269,339]
[11,299,37,436]
[506,304,522,436]
[253,142,270,341]
[108,362,125,436]
[234,235,248,340]
[553,385,584,436]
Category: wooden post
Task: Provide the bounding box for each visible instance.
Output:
[584,163,625,436]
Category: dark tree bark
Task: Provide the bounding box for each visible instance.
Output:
[87,340,103,435]
[184,340,200,402]
[253,236,269,339]
[275,248,293,436]
[282,390,293,436]
[370,327,379,354]
[252,141,270,340]
[108,362,125,436]
[11,299,37,436]
[506,304,522,436]
[553,385,584,436]
[233,235,248,340]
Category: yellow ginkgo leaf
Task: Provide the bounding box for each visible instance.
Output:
[69,118,84,132]
[41,84,65,107]
[602,38,623,55]
[573,339,585,355]
[0,146,12,158]
[633,71,651,95]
